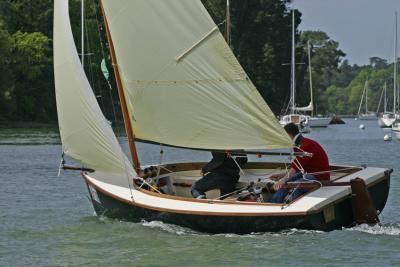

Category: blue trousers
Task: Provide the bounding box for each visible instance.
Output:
[270,173,316,203]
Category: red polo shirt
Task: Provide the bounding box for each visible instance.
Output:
[292,136,330,181]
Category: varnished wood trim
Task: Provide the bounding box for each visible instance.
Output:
[138,188,284,206]
[159,162,361,176]
[82,173,310,216]
[82,170,388,217]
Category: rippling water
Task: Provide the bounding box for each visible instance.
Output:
[1,119,399,266]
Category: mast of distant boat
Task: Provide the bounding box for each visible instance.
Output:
[358,80,366,116]
[394,12,398,115]
[291,10,296,113]
[81,0,85,67]
[365,78,369,114]
[377,83,386,113]
[307,41,314,117]
[225,0,231,47]
[383,82,387,113]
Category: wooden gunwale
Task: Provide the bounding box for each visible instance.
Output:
[81,165,387,217]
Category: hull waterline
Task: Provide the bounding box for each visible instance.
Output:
[308,117,331,128]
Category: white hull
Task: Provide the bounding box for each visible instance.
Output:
[358,113,378,120]
[392,120,400,132]
[378,116,395,128]
[81,162,391,233]
[280,114,311,133]
[308,117,331,128]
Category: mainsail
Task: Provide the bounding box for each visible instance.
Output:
[54,0,134,176]
[101,0,292,150]
[294,102,314,112]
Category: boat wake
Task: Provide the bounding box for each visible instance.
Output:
[140,220,199,235]
[346,223,400,236]
[139,221,326,237]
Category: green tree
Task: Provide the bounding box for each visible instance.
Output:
[0,1,53,37]
[203,0,298,113]
[0,20,13,120]
[10,31,53,120]
[298,31,346,114]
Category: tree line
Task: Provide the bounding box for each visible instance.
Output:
[0,0,383,124]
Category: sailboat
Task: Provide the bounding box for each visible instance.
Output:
[380,13,399,128]
[54,0,391,233]
[377,82,395,128]
[280,11,311,133]
[304,41,331,128]
[357,79,378,120]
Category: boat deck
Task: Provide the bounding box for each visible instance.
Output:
[83,162,388,216]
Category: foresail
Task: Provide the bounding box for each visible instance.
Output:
[101,0,292,150]
[54,0,135,176]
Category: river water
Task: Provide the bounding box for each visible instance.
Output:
[0,119,399,266]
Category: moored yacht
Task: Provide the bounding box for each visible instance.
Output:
[280,11,311,133]
[358,79,377,120]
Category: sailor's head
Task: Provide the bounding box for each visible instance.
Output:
[284,123,299,140]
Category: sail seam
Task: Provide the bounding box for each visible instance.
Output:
[124,78,247,86]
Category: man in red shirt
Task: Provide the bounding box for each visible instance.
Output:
[270,123,330,203]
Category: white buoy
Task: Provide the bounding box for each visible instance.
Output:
[359,124,365,130]
[384,134,392,141]
[355,118,358,121]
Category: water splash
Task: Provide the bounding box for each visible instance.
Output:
[140,220,198,235]
[347,224,400,236]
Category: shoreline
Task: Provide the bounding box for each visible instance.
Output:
[0,121,58,129]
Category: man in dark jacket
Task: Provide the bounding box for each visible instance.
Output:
[191,152,247,199]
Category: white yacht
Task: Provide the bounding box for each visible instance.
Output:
[381,13,400,127]
[279,11,311,133]
[357,79,377,120]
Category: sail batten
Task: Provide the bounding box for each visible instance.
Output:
[102,0,292,150]
[54,0,135,177]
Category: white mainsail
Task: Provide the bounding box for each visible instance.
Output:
[294,102,314,112]
[101,0,292,150]
[54,0,135,176]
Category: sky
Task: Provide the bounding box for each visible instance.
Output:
[291,0,400,66]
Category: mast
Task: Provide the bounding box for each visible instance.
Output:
[394,12,398,114]
[99,0,141,172]
[377,83,386,113]
[307,41,314,117]
[291,10,296,113]
[81,0,85,67]
[365,78,368,114]
[225,0,231,47]
[384,82,387,113]
[358,80,366,116]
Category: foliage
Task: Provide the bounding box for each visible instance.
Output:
[0,20,12,120]
[296,31,346,114]
[203,0,297,113]
[320,63,396,115]
[0,0,390,123]
[10,31,52,120]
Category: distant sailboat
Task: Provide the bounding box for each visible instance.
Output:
[280,11,311,133]
[381,13,399,128]
[54,0,391,233]
[357,78,377,120]
[377,82,395,128]
[304,41,331,128]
